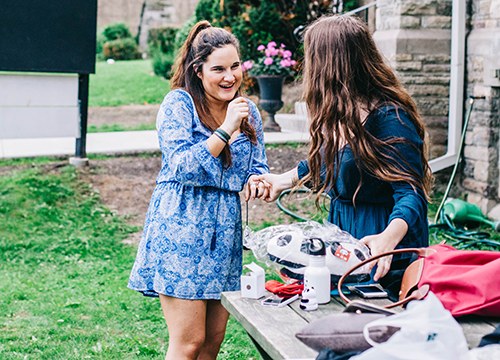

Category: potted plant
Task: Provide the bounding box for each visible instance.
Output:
[242,42,296,132]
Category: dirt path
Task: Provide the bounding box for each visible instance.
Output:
[82,145,309,243]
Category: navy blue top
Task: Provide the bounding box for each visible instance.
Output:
[298,106,429,251]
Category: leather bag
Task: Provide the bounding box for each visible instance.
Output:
[295,301,398,354]
[338,244,500,317]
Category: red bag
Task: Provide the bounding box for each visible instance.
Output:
[338,244,500,317]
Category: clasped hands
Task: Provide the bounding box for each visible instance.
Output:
[244,173,287,202]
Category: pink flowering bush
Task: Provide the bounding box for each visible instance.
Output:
[242,41,296,78]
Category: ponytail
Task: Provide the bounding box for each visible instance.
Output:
[171,21,211,90]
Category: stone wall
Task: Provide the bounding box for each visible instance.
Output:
[137,0,200,51]
[463,0,500,214]
[373,0,500,214]
[97,0,144,33]
[373,0,453,161]
[98,0,200,42]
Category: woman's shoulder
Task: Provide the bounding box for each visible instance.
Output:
[163,88,194,105]
[244,96,258,108]
[243,97,262,124]
[368,105,418,139]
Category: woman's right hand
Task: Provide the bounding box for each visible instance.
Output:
[220,97,249,134]
[254,168,299,202]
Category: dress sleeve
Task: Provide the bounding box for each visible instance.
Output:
[297,158,327,189]
[156,90,223,187]
[375,108,427,235]
[245,100,269,182]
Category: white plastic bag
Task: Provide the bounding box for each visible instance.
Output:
[461,344,500,360]
[243,221,371,281]
[351,292,469,360]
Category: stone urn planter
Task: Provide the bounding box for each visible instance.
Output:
[256,75,285,132]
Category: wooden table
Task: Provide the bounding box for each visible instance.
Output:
[222,290,500,360]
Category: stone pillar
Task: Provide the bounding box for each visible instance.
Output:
[463,0,500,215]
[373,0,452,161]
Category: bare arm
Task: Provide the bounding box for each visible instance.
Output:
[253,167,299,202]
[360,218,409,281]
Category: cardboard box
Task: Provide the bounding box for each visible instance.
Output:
[241,262,265,299]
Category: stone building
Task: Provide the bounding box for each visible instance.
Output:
[372,0,500,217]
[97,0,200,50]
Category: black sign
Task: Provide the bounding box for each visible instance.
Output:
[0,0,98,74]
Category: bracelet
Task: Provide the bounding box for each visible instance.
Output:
[214,131,228,144]
[215,128,231,142]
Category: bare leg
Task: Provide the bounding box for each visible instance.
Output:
[159,294,207,360]
[197,300,230,360]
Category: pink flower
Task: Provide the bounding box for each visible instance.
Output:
[281,43,286,48]
[257,44,265,51]
[265,48,279,57]
[280,59,291,67]
[291,60,296,66]
[264,57,273,66]
[242,60,253,71]
[283,50,292,59]
[267,41,277,49]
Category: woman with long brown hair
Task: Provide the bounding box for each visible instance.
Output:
[256,14,431,284]
[128,21,269,359]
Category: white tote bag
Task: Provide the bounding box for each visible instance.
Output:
[351,292,469,360]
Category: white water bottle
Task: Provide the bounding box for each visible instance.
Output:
[304,238,331,304]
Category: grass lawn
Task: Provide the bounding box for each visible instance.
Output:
[89,60,170,107]
[87,123,157,134]
[0,165,261,359]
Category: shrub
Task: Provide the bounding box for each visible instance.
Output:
[103,22,132,41]
[193,0,359,72]
[96,29,107,61]
[103,38,141,60]
[148,27,178,54]
[174,14,197,52]
[151,49,175,79]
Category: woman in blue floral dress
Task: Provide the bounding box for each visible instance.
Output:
[128,21,269,360]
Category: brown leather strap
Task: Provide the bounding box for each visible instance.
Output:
[337,247,436,307]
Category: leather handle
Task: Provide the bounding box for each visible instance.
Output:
[337,247,435,307]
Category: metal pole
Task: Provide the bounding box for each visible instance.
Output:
[70,73,90,167]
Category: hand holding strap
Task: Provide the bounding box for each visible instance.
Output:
[337,248,436,308]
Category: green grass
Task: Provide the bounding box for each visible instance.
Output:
[88,123,157,133]
[0,166,261,359]
[0,152,162,168]
[89,60,170,107]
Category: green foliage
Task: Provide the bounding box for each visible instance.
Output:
[97,22,141,61]
[89,60,170,107]
[174,14,197,52]
[103,22,132,41]
[0,166,262,359]
[150,49,176,80]
[103,38,141,61]
[148,27,178,54]
[147,26,179,81]
[96,29,107,61]
[88,122,157,133]
[192,0,353,72]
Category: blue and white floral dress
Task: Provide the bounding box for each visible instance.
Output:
[128,89,269,300]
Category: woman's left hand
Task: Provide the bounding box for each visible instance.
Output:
[359,218,409,282]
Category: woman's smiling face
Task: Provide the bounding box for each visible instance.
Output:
[197,44,242,107]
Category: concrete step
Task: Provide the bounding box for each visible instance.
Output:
[275,101,309,132]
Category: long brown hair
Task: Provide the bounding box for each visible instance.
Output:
[302,15,431,204]
[171,20,257,167]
